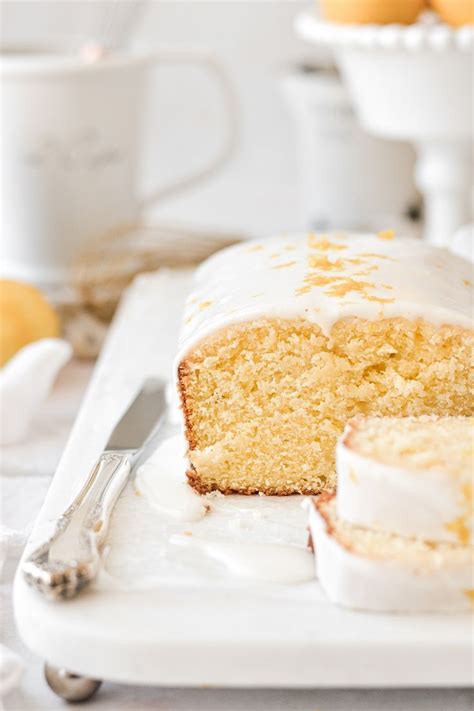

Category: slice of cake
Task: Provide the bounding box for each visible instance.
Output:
[337,415,474,544]
[305,493,474,613]
[176,232,473,495]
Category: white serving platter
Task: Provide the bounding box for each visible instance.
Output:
[14,270,474,689]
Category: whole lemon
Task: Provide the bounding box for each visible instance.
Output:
[319,0,427,24]
[0,279,60,367]
[430,0,474,26]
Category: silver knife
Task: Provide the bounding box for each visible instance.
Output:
[22,378,167,601]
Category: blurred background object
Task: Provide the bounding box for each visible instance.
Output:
[281,64,418,233]
[0,338,71,445]
[450,223,474,262]
[319,0,428,25]
[0,279,60,366]
[297,5,474,246]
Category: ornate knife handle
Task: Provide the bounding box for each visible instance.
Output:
[22,451,132,601]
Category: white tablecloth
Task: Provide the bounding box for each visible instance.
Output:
[1,361,472,710]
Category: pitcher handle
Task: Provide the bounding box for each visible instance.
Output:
[139,47,239,208]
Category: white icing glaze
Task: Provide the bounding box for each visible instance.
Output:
[177,232,473,363]
[170,534,315,584]
[136,435,208,522]
[165,381,183,425]
[336,423,474,545]
[305,499,473,613]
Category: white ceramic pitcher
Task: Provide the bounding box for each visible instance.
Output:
[0,45,236,289]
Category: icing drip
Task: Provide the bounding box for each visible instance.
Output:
[170,534,315,584]
[136,435,208,522]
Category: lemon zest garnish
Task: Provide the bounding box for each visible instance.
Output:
[307,255,346,270]
[444,516,470,546]
[464,589,474,608]
[378,229,395,241]
[273,261,297,270]
[365,295,396,304]
[324,279,375,298]
[359,252,395,261]
[307,234,347,251]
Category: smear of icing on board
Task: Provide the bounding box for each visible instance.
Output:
[136,435,315,584]
[170,534,315,584]
[136,435,208,522]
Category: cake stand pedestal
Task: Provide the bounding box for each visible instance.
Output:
[295,12,474,246]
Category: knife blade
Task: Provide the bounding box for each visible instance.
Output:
[106,377,167,452]
[22,378,167,601]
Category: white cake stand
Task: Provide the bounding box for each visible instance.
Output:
[295,12,474,246]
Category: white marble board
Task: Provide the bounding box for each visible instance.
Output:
[13,270,473,688]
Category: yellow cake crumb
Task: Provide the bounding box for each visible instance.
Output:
[179,317,473,495]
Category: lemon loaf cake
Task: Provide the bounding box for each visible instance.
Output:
[305,493,474,612]
[176,232,473,495]
[337,416,474,544]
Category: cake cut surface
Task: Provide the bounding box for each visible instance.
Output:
[337,415,474,544]
[177,233,474,496]
[306,493,474,613]
[316,493,471,567]
[343,415,473,477]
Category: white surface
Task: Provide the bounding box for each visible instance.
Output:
[12,269,474,691]
[336,420,474,545]
[135,434,208,522]
[306,497,473,613]
[0,643,24,697]
[451,223,474,263]
[280,68,416,231]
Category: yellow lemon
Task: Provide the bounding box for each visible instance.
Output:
[319,0,427,24]
[0,279,60,367]
[430,0,474,26]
